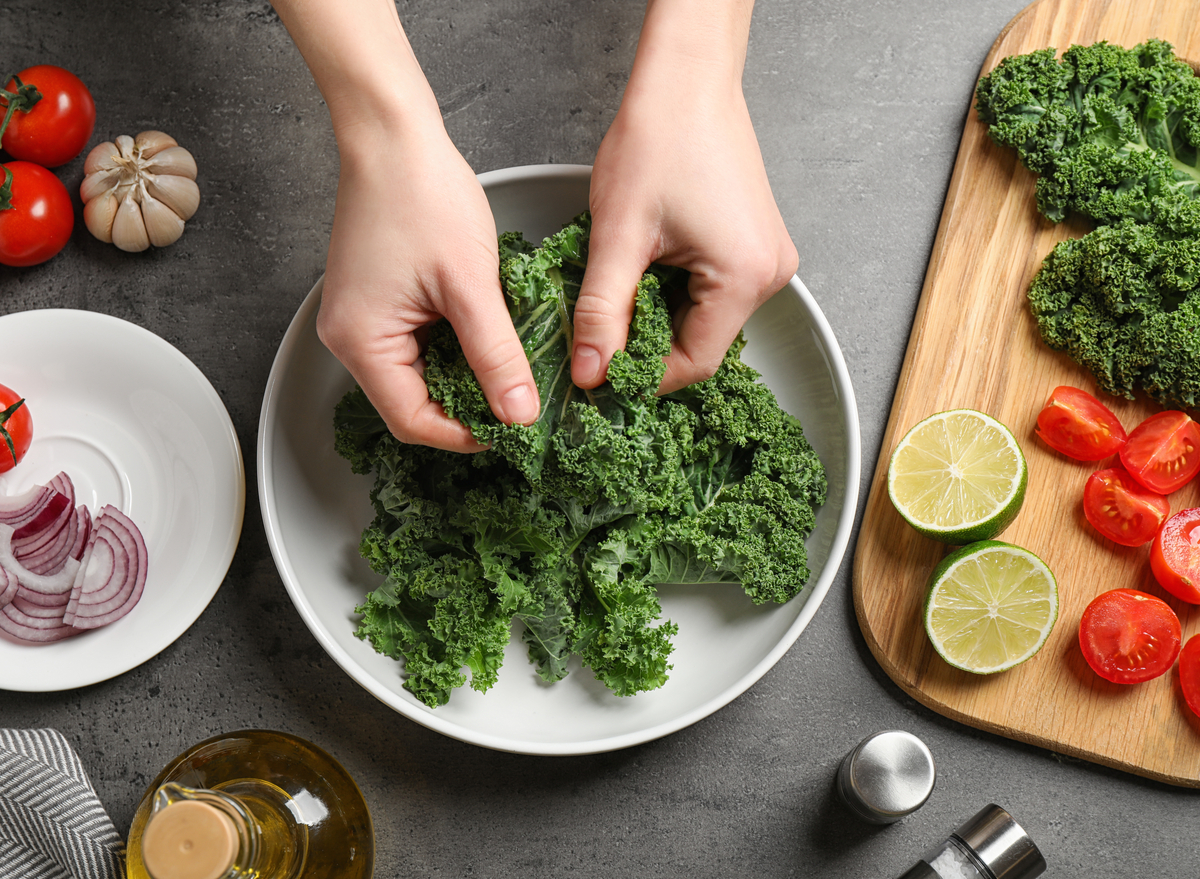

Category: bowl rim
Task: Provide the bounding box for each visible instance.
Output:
[257,163,861,754]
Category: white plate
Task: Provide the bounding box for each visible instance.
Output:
[258,164,860,755]
[0,310,245,691]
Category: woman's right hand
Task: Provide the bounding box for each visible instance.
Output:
[271,0,539,452]
[315,122,540,452]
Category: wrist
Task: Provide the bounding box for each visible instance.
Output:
[321,47,445,152]
[329,79,446,165]
[273,0,445,153]
[627,0,754,102]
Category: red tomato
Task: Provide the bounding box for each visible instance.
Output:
[1082,466,1170,547]
[0,383,31,473]
[1119,410,1200,494]
[1150,508,1200,603]
[1035,386,1127,460]
[1079,588,1181,684]
[1,66,96,168]
[0,162,73,267]
[1180,635,1200,718]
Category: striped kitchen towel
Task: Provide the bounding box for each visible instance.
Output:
[0,729,125,879]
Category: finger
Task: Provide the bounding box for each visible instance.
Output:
[320,306,486,453]
[572,218,657,389]
[355,357,487,453]
[659,275,760,395]
[439,271,540,426]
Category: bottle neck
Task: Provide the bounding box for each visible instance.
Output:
[140,783,261,879]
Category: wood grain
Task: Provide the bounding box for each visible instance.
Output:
[852,0,1200,788]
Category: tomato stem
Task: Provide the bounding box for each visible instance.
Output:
[0,74,42,212]
[0,397,25,464]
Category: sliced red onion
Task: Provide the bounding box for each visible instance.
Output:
[67,533,127,612]
[0,524,80,607]
[10,595,67,620]
[69,506,91,562]
[0,475,149,638]
[46,472,75,506]
[12,490,71,545]
[66,521,99,603]
[63,506,147,630]
[0,565,16,608]
[20,503,78,576]
[0,486,55,529]
[12,491,75,577]
[15,584,71,608]
[0,595,78,643]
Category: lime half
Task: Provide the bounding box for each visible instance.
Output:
[924,540,1058,675]
[888,409,1027,544]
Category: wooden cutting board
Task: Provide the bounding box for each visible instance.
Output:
[853,0,1200,788]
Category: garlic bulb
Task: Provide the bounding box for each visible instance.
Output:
[80,131,200,252]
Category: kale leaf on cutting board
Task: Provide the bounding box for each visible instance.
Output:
[976,39,1200,409]
[976,39,1200,227]
[334,212,827,708]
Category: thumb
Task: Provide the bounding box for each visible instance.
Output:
[441,278,540,425]
[572,218,656,389]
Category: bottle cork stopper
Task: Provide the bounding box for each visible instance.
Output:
[141,799,239,879]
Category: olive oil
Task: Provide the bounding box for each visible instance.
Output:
[126,730,373,879]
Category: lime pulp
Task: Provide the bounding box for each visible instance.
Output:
[887,409,1028,544]
[923,540,1058,675]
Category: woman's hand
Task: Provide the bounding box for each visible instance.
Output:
[272,0,539,452]
[572,0,798,394]
[317,125,539,452]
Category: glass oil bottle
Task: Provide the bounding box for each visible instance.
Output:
[125,729,373,879]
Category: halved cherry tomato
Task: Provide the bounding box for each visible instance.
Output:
[1,65,95,168]
[0,383,31,473]
[1180,635,1200,718]
[1082,466,1170,547]
[1150,508,1200,603]
[1119,410,1200,494]
[1079,589,1181,684]
[1035,386,1127,461]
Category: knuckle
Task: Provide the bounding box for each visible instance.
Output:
[315,279,384,359]
[385,418,418,446]
[314,303,350,355]
[722,239,798,306]
[572,292,633,337]
[574,291,629,322]
[743,255,788,295]
[436,253,500,298]
[692,354,724,382]
[674,349,724,386]
[469,336,525,382]
[775,240,800,288]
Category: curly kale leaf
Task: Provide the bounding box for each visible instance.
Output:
[333,386,390,475]
[576,518,677,696]
[976,39,1200,224]
[423,219,591,484]
[1028,218,1200,409]
[334,213,827,707]
[659,349,828,603]
[978,40,1200,409]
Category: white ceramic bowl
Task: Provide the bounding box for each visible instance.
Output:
[258,164,860,754]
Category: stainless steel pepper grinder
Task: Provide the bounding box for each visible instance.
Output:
[895,803,1047,879]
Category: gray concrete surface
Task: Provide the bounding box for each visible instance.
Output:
[2,0,1198,876]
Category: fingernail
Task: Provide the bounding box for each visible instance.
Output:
[502,383,539,425]
[573,345,602,385]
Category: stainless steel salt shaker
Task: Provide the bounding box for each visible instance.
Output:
[895,803,1047,879]
[836,730,936,824]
